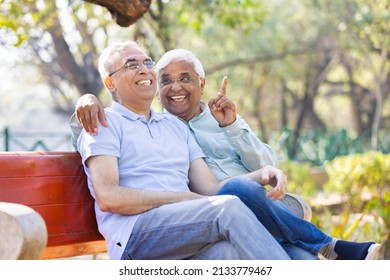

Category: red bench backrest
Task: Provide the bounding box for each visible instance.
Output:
[0,152,104,248]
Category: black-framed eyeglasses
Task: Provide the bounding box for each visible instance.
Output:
[159,76,199,87]
[109,59,156,77]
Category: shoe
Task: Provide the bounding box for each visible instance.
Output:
[280,193,312,221]
[321,239,382,260]
[365,243,381,260]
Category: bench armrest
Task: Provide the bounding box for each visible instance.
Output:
[0,202,47,259]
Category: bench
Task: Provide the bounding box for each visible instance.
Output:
[0,151,311,260]
[0,152,106,260]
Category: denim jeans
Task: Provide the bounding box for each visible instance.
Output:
[217,177,332,257]
[121,195,291,260]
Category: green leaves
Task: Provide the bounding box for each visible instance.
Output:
[323,152,390,247]
[155,0,266,34]
[283,152,389,251]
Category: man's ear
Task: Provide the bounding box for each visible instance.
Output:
[200,78,206,95]
[104,76,115,91]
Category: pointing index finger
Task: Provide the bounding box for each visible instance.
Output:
[220,76,228,96]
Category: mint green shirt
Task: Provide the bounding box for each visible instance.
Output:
[175,102,277,181]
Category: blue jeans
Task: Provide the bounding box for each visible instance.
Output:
[217,177,332,258]
[121,195,291,259]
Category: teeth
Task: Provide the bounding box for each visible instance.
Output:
[137,80,151,85]
[170,95,186,101]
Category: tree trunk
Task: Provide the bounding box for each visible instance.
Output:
[371,49,387,150]
[344,60,365,134]
[47,22,93,96]
[252,83,269,142]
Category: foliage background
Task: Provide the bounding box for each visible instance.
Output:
[280,152,390,258]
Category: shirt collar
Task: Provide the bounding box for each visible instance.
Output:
[189,101,208,123]
[110,101,164,122]
[162,101,208,123]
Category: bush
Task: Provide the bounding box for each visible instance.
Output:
[281,152,390,258]
[323,151,390,258]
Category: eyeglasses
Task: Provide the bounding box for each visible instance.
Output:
[159,77,199,87]
[109,59,156,77]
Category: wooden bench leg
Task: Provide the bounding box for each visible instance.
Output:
[0,202,47,260]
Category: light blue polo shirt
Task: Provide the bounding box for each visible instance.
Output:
[78,101,205,259]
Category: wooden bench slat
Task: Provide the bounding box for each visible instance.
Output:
[0,152,84,177]
[0,152,106,259]
[40,241,107,259]
[0,177,92,205]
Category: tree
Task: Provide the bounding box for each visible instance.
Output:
[1,1,106,114]
[319,0,390,149]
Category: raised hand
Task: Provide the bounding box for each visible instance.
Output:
[75,94,108,135]
[208,76,237,127]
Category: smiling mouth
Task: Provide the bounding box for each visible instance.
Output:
[170,95,186,102]
[136,79,152,85]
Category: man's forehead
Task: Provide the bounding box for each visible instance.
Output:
[121,47,149,60]
[160,61,196,76]
[160,71,192,77]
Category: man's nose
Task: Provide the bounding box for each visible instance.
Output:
[171,80,182,91]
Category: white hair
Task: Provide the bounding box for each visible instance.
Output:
[98,41,145,81]
[155,49,205,79]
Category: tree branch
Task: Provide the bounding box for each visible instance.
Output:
[83,0,151,27]
[204,48,308,75]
